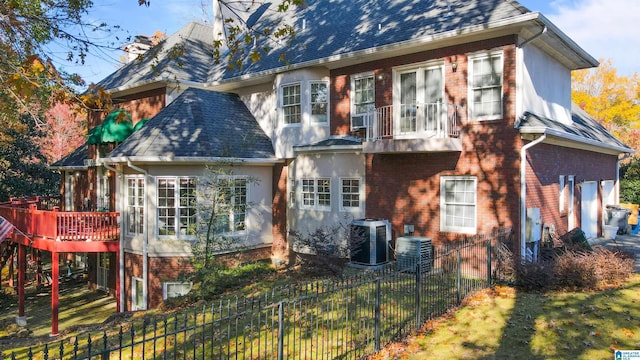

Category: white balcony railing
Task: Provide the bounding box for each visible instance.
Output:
[364,103,461,141]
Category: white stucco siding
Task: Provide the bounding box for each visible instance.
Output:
[519,44,573,124]
[121,164,273,257]
[288,152,366,238]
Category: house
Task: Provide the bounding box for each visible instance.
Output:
[45,0,632,313]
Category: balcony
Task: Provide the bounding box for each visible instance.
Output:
[0,198,119,252]
[359,103,463,154]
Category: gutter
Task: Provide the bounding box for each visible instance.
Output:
[520,133,547,261]
[127,159,150,310]
[103,156,283,165]
[519,127,634,154]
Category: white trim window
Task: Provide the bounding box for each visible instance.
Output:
[281,83,301,125]
[559,175,565,214]
[162,281,192,300]
[301,178,331,210]
[310,81,329,124]
[157,177,197,238]
[340,178,361,211]
[126,176,144,236]
[469,51,503,120]
[440,176,477,233]
[568,175,575,229]
[350,73,375,130]
[215,176,248,234]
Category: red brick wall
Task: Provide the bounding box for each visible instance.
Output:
[526,143,618,236]
[123,248,271,310]
[329,36,522,247]
[330,35,517,135]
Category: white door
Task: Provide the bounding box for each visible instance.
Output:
[601,180,615,225]
[97,253,109,291]
[581,181,598,238]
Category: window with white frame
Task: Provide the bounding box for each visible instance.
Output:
[215,176,248,233]
[469,52,503,120]
[126,176,144,236]
[340,178,361,210]
[559,175,565,214]
[301,178,331,209]
[567,175,575,228]
[162,281,192,300]
[440,176,477,233]
[282,83,301,125]
[310,81,328,123]
[351,73,375,129]
[157,177,197,238]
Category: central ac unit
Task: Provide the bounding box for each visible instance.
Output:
[396,236,433,273]
[349,219,391,266]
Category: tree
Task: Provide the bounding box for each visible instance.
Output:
[40,102,86,162]
[572,59,640,153]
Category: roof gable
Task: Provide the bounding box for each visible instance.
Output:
[96,22,215,91]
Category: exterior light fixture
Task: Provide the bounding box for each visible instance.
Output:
[451,61,458,72]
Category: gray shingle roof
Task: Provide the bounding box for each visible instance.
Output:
[50,142,88,169]
[96,22,215,91]
[107,88,275,160]
[96,0,531,90]
[211,0,531,80]
[517,104,633,152]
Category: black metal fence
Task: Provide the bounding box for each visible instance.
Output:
[7,228,512,360]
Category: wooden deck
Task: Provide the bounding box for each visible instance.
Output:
[0,198,119,253]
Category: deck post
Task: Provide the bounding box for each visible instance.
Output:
[16,244,26,326]
[51,251,59,336]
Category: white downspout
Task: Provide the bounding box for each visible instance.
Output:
[520,133,546,261]
[127,159,149,310]
[102,162,125,312]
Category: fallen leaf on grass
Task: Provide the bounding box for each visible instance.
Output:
[622,328,635,338]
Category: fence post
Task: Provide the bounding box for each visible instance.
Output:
[375,278,381,352]
[277,301,285,360]
[456,249,462,305]
[415,268,422,328]
[487,239,492,286]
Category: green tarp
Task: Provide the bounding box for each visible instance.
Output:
[87,109,134,144]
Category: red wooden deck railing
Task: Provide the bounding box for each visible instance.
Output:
[0,204,119,242]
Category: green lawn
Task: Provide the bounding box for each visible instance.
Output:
[372,274,640,360]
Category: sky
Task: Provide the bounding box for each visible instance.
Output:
[61,0,640,86]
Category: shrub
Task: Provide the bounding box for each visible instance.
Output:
[500,246,633,292]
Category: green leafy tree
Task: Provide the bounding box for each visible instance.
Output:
[189,166,259,298]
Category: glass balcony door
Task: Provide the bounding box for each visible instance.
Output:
[396,64,444,138]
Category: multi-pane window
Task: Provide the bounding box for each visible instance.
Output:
[157,177,197,238]
[216,177,248,233]
[301,178,331,209]
[126,176,144,235]
[282,83,301,125]
[310,82,328,123]
[440,176,477,233]
[352,74,375,114]
[469,52,503,120]
[340,178,361,210]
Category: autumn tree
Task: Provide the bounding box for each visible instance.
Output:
[572,59,640,153]
[40,102,86,163]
